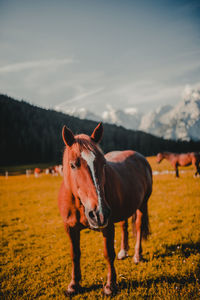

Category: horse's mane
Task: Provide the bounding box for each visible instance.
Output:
[76,136,104,155]
[63,135,104,164]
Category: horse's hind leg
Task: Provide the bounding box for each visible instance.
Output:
[194,162,200,177]
[175,165,179,178]
[132,209,143,264]
[197,164,200,177]
[132,202,150,264]
[117,219,129,260]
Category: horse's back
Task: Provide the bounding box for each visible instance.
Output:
[105,150,135,162]
[177,152,199,166]
[105,150,152,177]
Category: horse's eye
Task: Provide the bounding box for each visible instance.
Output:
[70,162,76,169]
[70,158,81,169]
[75,157,81,168]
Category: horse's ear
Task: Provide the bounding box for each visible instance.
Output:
[62,125,75,147]
[91,122,103,144]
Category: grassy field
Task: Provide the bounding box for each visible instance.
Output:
[0,157,200,299]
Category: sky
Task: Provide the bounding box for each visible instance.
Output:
[0,0,200,115]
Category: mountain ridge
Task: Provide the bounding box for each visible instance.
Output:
[60,88,200,141]
[1,94,199,166]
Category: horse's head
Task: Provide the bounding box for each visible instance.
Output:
[156,153,163,163]
[62,123,110,229]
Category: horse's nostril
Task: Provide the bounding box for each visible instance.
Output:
[88,210,95,220]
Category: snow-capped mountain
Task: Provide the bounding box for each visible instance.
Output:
[140,87,200,141]
[139,105,173,133]
[102,105,141,130]
[55,86,200,141]
[61,105,141,130]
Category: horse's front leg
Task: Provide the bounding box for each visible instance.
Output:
[102,223,117,295]
[117,219,129,260]
[65,226,82,295]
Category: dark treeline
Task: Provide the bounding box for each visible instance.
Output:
[0,94,200,166]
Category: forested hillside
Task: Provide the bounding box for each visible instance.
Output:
[0,94,199,166]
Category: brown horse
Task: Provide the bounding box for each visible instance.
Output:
[156,152,200,177]
[58,123,152,295]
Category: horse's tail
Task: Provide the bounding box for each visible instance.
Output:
[141,201,150,240]
[132,201,150,240]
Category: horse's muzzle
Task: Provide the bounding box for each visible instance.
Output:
[86,207,111,229]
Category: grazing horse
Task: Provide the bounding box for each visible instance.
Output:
[58,123,152,295]
[156,152,200,177]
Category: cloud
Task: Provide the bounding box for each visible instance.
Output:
[0,58,76,73]
[55,87,104,110]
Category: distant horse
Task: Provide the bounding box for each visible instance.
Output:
[46,165,63,176]
[54,164,63,176]
[40,165,63,176]
[34,167,42,177]
[48,166,56,175]
[156,152,200,177]
[58,123,152,295]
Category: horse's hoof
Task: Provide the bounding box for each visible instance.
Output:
[64,283,82,296]
[133,254,142,264]
[194,174,199,178]
[117,249,128,260]
[103,284,116,296]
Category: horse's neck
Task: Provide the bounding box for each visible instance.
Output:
[104,162,119,204]
[104,163,114,187]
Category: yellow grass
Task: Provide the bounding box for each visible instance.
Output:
[0,158,200,299]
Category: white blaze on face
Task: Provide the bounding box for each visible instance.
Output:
[81,150,103,212]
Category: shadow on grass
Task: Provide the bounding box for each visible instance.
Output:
[118,273,198,292]
[117,241,200,294]
[62,241,200,296]
[153,241,200,259]
[64,283,102,297]
[63,272,199,297]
